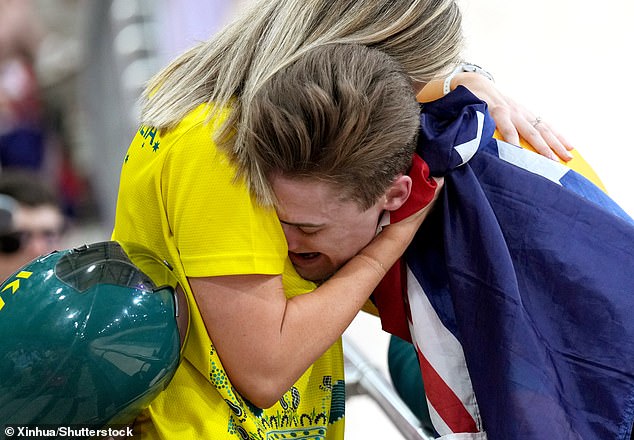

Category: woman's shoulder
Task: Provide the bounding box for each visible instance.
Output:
[169,103,230,140]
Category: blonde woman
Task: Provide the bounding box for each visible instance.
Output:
[112,1,567,438]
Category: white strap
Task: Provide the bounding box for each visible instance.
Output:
[443,63,495,95]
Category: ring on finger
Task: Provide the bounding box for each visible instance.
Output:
[531,116,543,128]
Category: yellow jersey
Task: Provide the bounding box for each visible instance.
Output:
[112,105,345,439]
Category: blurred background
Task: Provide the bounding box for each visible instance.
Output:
[1,0,632,438]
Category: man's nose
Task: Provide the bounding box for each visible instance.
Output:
[280,223,302,250]
[25,233,60,258]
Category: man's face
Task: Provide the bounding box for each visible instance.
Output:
[271,175,386,282]
[0,204,65,282]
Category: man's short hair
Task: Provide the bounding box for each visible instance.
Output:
[0,170,60,208]
[243,43,420,209]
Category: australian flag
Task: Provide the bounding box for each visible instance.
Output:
[373,86,634,439]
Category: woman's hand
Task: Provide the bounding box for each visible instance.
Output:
[417,73,574,162]
[450,72,574,162]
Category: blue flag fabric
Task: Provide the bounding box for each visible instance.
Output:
[406,86,634,439]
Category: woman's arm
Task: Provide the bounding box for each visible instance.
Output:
[418,72,574,162]
[191,179,443,408]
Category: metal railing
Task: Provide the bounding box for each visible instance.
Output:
[343,336,435,440]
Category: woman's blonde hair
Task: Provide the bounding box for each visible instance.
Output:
[140,0,463,200]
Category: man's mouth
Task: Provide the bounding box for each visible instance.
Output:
[288,251,321,265]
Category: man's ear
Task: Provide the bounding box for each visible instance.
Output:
[382,175,412,212]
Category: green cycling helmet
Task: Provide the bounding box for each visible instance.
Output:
[0,240,188,427]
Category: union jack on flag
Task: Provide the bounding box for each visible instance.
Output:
[373,87,634,439]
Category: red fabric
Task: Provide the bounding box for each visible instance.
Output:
[416,346,479,433]
[389,154,438,222]
[372,154,437,341]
